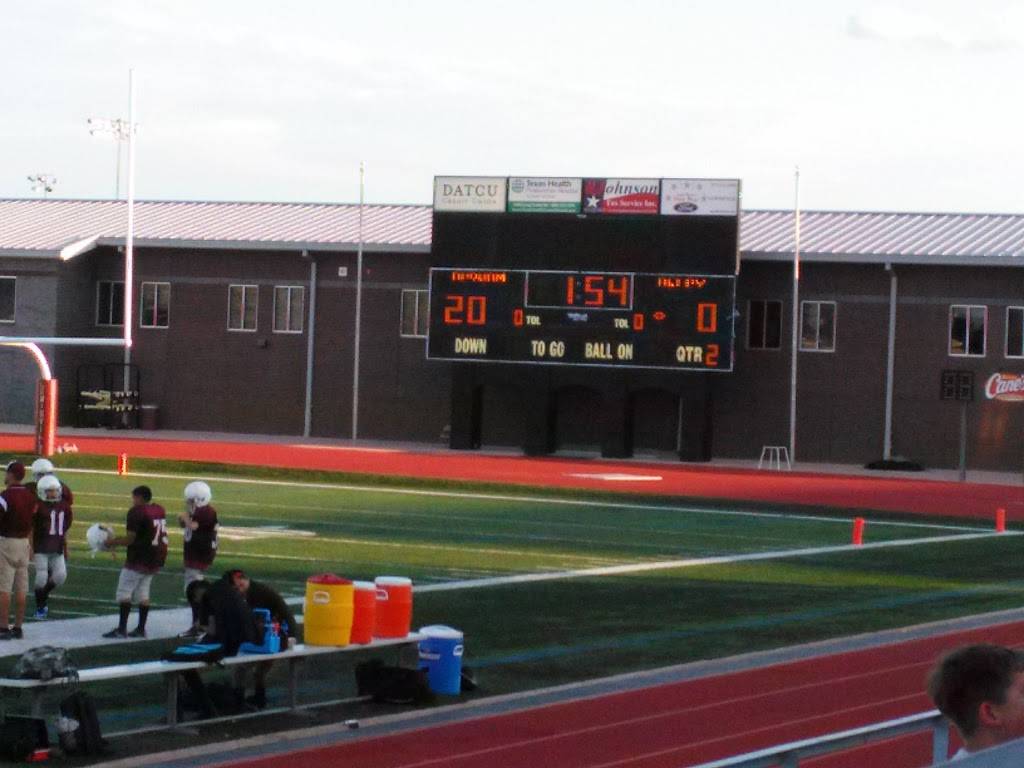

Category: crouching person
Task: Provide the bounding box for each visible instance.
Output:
[178,573,259,718]
[227,569,296,709]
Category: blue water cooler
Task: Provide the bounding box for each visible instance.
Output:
[418,625,464,695]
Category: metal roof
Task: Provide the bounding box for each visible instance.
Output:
[742,209,1024,266]
[0,199,433,257]
[1,199,1023,266]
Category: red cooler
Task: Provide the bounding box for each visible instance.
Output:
[350,581,377,644]
[374,576,413,638]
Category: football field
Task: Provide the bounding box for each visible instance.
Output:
[21,460,1024,692]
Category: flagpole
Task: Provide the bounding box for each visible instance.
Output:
[788,167,801,464]
[351,162,365,440]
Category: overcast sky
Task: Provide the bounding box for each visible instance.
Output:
[3,1,1022,213]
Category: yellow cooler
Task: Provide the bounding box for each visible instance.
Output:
[303,574,354,646]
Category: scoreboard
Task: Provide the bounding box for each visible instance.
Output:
[427,176,740,372]
[427,269,735,371]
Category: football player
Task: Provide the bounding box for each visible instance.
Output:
[32,475,73,619]
[26,458,74,505]
[0,461,35,640]
[177,481,218,638]
[102,485,168,639]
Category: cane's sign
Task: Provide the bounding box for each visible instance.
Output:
[984,372,1024,402]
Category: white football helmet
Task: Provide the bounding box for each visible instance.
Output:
[86,523,112,553]
[37,474,62,502]
[31,458,55,481]
[184,481,212,510]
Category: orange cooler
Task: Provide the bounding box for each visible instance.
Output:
[304,574,354,646]
[374,576,413,638]
[350,581,377,644]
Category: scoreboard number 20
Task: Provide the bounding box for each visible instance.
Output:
[443,295,487,325]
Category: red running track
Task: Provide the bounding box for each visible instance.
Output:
[2,432,1021,520]
[215,620,1024,768]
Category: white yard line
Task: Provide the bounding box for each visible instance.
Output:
[61,468,989,533]
[412,530,1023,593]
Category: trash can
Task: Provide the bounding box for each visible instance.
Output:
[139,405,159,430]
[418,625,464,695]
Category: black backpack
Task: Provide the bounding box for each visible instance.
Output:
[355,659,434,705]
[59,691,106,755]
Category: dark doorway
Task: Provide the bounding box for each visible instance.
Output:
[632,388,679,453]
[554,386,602,453]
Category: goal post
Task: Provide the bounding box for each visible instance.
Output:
[34,379,57,456]
[0,338,127,458]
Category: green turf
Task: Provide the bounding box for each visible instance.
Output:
[3,458,1022,735]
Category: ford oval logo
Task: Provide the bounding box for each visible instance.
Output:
[674,201,699,213]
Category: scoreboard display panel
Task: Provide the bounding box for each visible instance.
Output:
[427,268,736,371]
[427,176,740,372]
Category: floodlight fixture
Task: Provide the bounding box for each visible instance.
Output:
[87,116,134,198]
[27,174,57,198]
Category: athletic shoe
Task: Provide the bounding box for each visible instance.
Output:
[128,627,147,639]
[177,626,203,639]
[34,607,48,620]
[0,626,22,640]
[103,628,128,639]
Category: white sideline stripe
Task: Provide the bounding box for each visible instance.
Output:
[58,468,990,533]
[412,530,1023,593]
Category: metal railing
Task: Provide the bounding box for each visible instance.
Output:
[689,709,949,768]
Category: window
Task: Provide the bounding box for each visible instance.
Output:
[746,299,782,350]
[0,277,14,323]
[400,289,429,338]
[228,285,259,331]
[800,301,836,352]
[1007,307,1024,359]
[140,282,170,328]
[96,281,124,327]
[949,304,986,357]
[273,286,304,333]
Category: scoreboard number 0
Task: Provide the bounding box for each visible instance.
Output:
[696,302,718,333]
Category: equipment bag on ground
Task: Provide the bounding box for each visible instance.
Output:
[355,659,434,705]
[0,716,48,761]
[59,691,106,755]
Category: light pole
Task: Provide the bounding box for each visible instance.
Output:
[27,174,57,198]
[89,71,138,418]
[87,117,130,199]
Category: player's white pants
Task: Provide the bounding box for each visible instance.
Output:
[33,553,67,591]
[183,567,207,594]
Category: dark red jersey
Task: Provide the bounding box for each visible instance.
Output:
[183,504,218,569]
[25,480,74,506]
[0,485,36,538]
[125,503,168,574]
[33,500,73,554]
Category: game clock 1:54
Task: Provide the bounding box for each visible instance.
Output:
[427,268,735,371]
